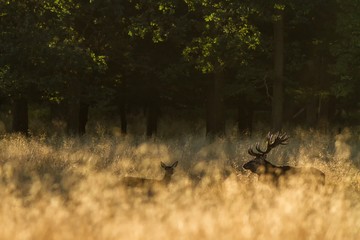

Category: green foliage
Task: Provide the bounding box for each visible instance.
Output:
[0,1,57,96]
[1,0,360,131]
[182,0,260,73]
[0,0,110,103]
[329,0,360,102]
[127,0,178,43]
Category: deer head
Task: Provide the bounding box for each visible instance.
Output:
[243,132,289,174]
[161,161,178,183]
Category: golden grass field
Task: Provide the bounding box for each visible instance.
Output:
[0,128,359,240]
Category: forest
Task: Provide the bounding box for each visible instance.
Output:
[1,1,360,239]
[1,0,359,137]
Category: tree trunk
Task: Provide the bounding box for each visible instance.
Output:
[67,79,81,135]
[50,102,67,133]
[146,102,159,137]
[237,95,252,135]
[317,96,333,133]
[119,103,127,134]
[272,8,284,131]
[67,100,80,135]
[206,70,225,138]
[50,102,66,122]
[326,95,337,123]
[306,95,318,128]
[79,102,89,135]
[12,97,29,135]
[67,101,88,136]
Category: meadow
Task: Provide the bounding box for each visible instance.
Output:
[0,128,359,240]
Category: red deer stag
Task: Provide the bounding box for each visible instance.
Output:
[243,132,325,185]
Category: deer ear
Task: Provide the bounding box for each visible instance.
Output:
[172,161,178,168]
[161,162,166,168]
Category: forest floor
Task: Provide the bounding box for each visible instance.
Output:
[0,128,359,240]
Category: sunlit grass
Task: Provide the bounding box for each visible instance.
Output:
[0,129,359,239]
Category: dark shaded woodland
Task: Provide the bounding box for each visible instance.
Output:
[0,0,359,137]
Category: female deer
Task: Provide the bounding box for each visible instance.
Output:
[122,161,178,188]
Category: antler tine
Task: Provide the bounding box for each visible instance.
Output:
[275,132,289,145]
[266,132,273,143]
[248,147,263,157]
[255,142,266,154]
[279,132,289,144]
[248,132,289,158]
[266,132,278,145]
[263,131,289,153]
[280,132,289,143]
[262,132,274,154]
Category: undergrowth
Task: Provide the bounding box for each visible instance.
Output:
[0,128,359,239]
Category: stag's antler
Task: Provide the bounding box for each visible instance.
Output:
[248,132,289,157]
[248,147,263,157]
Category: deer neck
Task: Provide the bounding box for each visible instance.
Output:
[162,172,173,184]
[263,159,278,172]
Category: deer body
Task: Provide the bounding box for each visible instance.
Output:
[243,132,325,185]
[243,157,325,184]
[122,161,178,188]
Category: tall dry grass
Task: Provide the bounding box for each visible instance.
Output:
[0,129,359,240]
